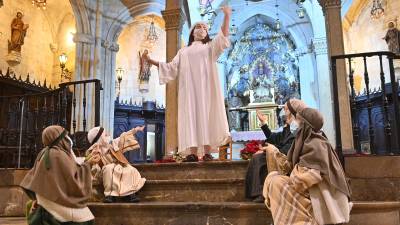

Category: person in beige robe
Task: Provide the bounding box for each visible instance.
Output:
[263,107,352,225]
[20,125,100,224]
[87,126,146,203]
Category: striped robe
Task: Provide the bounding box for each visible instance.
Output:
[263,149,351,225]
[263,165,321,225]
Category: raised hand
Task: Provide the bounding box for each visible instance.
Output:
[134,125,145,132]
[256,109,268,125]
[87,152,101,165]
[221,6,232,16]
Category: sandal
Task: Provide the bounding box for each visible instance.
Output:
[184,154,199,162]
[202,154,214,161]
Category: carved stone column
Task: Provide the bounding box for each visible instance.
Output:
[72,32,96,132]
[314,37,336,143]
[319,0,354,151]
[161,5,184,154]
[100,40,119,134]
[73,33,95,81]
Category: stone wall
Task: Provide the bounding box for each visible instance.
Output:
[116,15,166,106]
[343,0,400,91]
[0,169,29,217]
[0,0,75,87]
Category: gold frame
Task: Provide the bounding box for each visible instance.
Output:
[249,108,277,131]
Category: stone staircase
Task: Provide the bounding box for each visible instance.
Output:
[1,157,400,225]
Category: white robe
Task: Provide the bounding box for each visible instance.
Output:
[159,30,230,155]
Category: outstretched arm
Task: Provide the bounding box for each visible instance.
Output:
[221,6,231,37]
[142,51,159,67]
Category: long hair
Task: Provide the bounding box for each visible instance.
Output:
[188,28,212,46]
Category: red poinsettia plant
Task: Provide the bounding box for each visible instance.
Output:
[240,140,263,160]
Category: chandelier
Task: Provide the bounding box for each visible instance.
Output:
[274,0,281,30]
[145,19,158,47]
[370,0,384,20]
[32,0,46,9]
[296,0,306,19]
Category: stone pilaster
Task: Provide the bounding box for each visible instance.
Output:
[161,7,184,154]
[100,40,119,134]
[313,37,336,144]
[72,32,96,132]
[73,32,95,81]
[319,0,354,151]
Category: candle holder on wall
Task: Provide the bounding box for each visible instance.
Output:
[59,53,71,82]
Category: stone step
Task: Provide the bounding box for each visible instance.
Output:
[133,160,249,180]
[89,201,272,225]
[349,201,400,225]
[0,217,26,225]
[1,201,399,225]
[92,178,246,202]
[345,155,400,201]
[86,201,400,225]
[142,178,245,202]
[3,156,400,217]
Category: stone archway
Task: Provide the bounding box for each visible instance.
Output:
[67,0,174,135]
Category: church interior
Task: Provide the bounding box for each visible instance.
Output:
[1,0,400,224]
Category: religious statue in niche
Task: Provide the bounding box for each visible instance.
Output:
[250,61,274,103]
[6,12,29,66]
[8,12,29,53]
[383,21,400,55]
[139,49,151,93]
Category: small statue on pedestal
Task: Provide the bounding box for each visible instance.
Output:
[138,49,151,93]
[383,21,400,55]
[7,12,29,66]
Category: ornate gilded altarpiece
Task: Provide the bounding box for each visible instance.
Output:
[224,23,301,131]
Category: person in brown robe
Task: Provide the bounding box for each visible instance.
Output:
[20,125,100,225]
[8,12,29,53]
[263,108,352,225]
[87,126,146,203]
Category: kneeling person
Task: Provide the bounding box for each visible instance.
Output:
[20,125,100,224]
[263,107,351,225]
[87,126,146,203]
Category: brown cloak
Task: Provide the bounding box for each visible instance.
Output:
[287,108,351,197]
[20,125,92,208]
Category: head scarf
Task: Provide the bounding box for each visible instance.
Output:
[41,125,71,169]
[87,126,104,145]
[287,108,351,197]
[286,98,307,118]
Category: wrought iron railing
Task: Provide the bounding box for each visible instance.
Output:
[331,51,400,157]
[0,78,102,168]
